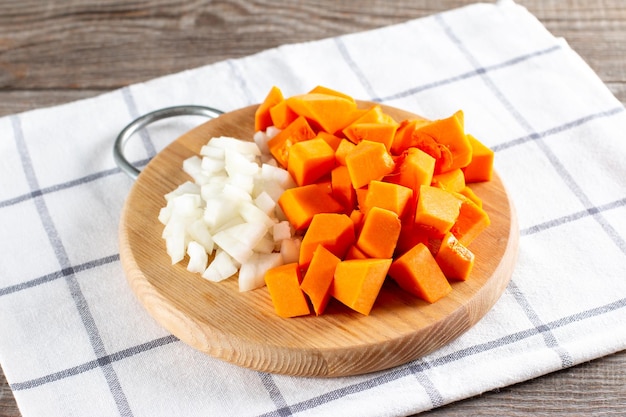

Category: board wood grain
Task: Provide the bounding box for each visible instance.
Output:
[118,102,519,377]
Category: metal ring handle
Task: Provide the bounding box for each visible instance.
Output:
[114,105,224,180]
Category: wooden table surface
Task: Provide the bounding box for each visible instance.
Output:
[1,1,625,415]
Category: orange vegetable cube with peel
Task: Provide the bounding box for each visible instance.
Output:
[300,246,341,315]
[298,213,355,269]
[286,93,358,134]
[331,165,357,211]
[432,168,466,193]
[462,134,494,183]
[362,180,412,218]
[331,258,392,315]
[435,232,475,281]
[269,99,298,129]
[288,138,336,186]
[278,184,345,231]
[265,263,311,318]
[345,140,395,189]
[356,207,401,259]
[267,116,316,168]
[388,243,452,303]
[414,185,462,235]
[255,86,284,132]
[334,139,356,166]
[450,192,491,246]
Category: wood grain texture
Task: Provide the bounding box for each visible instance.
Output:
[1,0,625,415]
[119,103,517,377]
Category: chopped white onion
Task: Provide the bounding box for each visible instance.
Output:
[160,133,297,291]
[186,241,208,273]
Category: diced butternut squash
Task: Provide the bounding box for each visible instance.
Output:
[269,99,298,129]
[265,263,311,318]
[390,118,431,155]
[345,140,395,189]
[286,93,358,134]
[255,86,284,132]
[344,104,391,125]
[331,165,356,211]
[432,168,466,193]
[462,134,494,183]
[252,86,495,317]
[300,245,341,315]
[343,122,398,151]
[413,110,472,173]
[349,209,365,236]
[395,222,443,258]
[355,187,368,212]
[287,137,336,186]
[308,85,356,103]
[450,192,490,246]
[385,147,435,207]
[316,131,342,151]
[343,105,398,147]
[356,207,401,259]
[458,186,482,208]
[298,213,355,269]
[267,116,316,168]
[344,244,368,260]
[331,258,392,315]
[435,232,475,281]
[334,139,356,166]
[388,243,452,303]
[362,180,412,219]
[278,184,345,230]
[414,185,462,234]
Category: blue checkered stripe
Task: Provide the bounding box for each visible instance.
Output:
[1,8,625,417]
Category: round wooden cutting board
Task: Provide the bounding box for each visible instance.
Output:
[118,102,519,377]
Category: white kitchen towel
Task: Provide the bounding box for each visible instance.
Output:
[1,1,626,416]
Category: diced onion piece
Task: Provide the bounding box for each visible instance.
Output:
[164,181,200,202]
[280,238,301,264]
[238,252,283,292]
[254,235,275,254]
[266,126,281,139]
[239,201,275,229]
[208,136,261,156]
[186,241,208,273]
[187,219,214,254]
[202,249,239,282]
[201,156,225,175]
[203,198,241,231]
[253,130,270,155]
[161,135,297,290]
[253,191,276,215]
[272,221,292,242]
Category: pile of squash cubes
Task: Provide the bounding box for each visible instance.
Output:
[257,86,494,317]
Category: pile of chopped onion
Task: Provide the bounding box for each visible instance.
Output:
[158,129,302,291]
